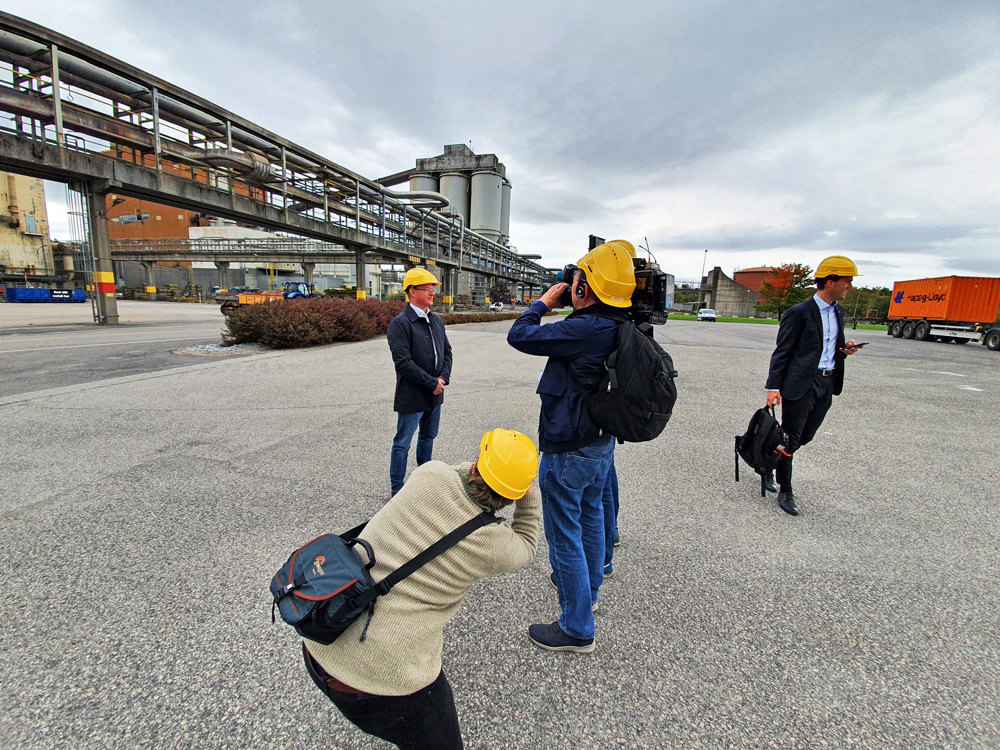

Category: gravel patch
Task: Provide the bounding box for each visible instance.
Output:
[172,342,268,357]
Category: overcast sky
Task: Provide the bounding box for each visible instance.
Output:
[12,0,1000,287]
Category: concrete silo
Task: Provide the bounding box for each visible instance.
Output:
[377,144,512,248]
[409,173,439,193]
[470,170,503,243]
[439,171,470,223]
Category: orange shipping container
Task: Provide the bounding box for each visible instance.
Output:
[889,276,1000,323]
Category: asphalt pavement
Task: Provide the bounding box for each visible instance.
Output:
[0,301,233,397]
[1,302,998,749]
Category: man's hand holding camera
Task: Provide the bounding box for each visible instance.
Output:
[540,282,569,310]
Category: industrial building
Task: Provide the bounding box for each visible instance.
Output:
[0,170,54,280]
[699,265,777,318]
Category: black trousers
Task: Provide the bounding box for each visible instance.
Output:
[776,376,834,491]
[302,645,463,750]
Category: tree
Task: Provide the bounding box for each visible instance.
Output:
[673,284,700,304]
[843,286,892,319]
[488,281,511,304]
[756,263,814,317]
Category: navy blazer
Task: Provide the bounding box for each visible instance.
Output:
[766,297,846,401]
[386,305,452,414]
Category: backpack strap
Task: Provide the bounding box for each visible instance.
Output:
[734,435,740,483]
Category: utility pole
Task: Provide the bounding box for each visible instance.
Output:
[696,249,708,310]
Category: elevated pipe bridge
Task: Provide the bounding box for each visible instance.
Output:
[0,13,554,322]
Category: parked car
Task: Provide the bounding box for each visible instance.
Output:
[697,308,717,322]
[489,301,504,312]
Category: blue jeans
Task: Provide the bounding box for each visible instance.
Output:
[539,434,616,640]
[603,454,619,567]
[390,406,441,495]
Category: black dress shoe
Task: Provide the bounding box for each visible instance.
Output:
[778,491,799,516]
[763,473,778,493]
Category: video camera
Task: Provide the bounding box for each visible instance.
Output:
[555,235,670,325]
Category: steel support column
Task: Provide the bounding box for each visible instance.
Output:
[86,184,119,325]
[142,260,157,295]
[354,249,366,299]
[215,260,230,289]
[441,267,454,313]
[302,262,315,286]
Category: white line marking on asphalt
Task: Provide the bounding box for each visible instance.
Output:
[901,368,966,377]
[0,336,219,354]
[957,385,982,391]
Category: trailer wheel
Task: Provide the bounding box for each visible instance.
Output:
[901,321,915,339]
[985,331,1000,351]
[913,320,931,341]
[220,304,236,315]
[890,321,904,338]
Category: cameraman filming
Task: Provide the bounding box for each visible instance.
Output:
[507,240,637,653]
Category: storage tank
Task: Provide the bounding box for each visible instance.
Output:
[439,171,470,223]
[409,173,438,193]
[470,170,502,242]
[889,276,1000,323]
[500,178,511,244]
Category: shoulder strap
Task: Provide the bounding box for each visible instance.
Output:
[339,520,368,541]
[350,511,499,607]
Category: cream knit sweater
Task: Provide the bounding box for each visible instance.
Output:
[304,460,541,695]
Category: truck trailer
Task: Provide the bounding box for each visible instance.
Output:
[886,275,1000,345]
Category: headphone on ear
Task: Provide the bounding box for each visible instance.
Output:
[574,272,587,298]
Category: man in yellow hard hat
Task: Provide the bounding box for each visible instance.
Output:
[764,255,864,516]
[386,268,453,496]
[507,240,636,653]
[302,429,540,749]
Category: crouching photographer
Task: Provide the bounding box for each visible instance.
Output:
[300,429,540,750]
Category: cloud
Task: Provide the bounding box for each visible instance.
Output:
[6,0,1000,287]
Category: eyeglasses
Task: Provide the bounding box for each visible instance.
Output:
[411,286,436,293]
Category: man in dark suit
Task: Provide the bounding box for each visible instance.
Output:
[764,256,863,516]
[386,268,453,496]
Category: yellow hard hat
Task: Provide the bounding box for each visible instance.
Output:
[814,255,861,279]
[477,429,539,500]
[402,267,440,291]
[607,239,636,258]
[576,242,637,308]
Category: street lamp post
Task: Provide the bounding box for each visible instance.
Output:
[696,249,708,310]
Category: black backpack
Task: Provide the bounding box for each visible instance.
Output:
[734,406,791,496]
[583,319,678,443]
[270,512,498,645]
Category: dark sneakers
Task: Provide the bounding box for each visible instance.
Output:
[778,490,799,516]
[528,621,595,653]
